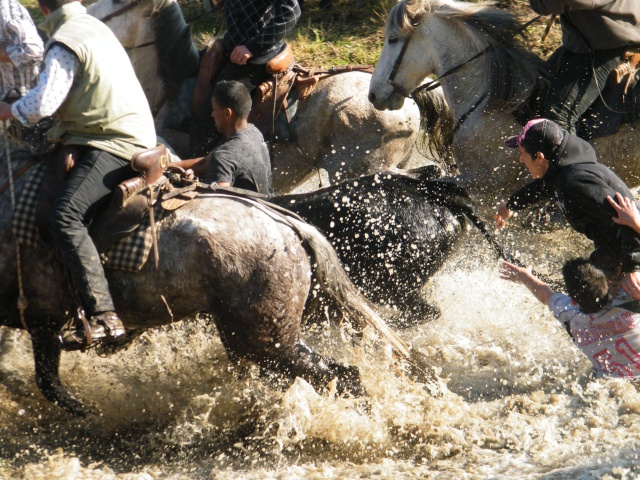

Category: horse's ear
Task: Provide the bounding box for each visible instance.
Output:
[405,0,427,20]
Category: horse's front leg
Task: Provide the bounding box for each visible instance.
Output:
[31,325,91,417]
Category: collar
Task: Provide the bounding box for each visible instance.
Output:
[39,2,86,37]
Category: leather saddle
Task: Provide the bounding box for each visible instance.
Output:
[35,144,170,253]
[190,40,374,139]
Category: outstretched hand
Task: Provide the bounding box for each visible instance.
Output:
[499,261,533,285]
[607,193,640,234]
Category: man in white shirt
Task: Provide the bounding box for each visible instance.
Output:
[500,258,640,379]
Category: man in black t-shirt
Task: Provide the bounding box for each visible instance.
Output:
[175,80,273,194]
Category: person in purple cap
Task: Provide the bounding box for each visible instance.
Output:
[495,118,640,300]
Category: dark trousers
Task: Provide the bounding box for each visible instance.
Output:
[48,148,136,316]
[188,61,270,157]
[544,46,626,134]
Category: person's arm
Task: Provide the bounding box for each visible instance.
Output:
[8,45,77,126]
[494,179,548,228]
[170,155,210,178]
[499,261,556,305]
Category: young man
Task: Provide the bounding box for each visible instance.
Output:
[500,258,640,379]
[494,118,640,300]
[0,0,43,100]
[189,0,301,156]
[529,0,640,134]
[176,80,272,194]
[0,0,157,350]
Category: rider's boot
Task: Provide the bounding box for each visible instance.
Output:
[59,311,126,351]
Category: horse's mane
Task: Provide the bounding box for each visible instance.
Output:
[390,0,549,112]
[151,0,200,98]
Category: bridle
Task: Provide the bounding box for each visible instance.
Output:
[386,12,542,134]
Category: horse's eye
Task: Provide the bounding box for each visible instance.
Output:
[388,37,399,45]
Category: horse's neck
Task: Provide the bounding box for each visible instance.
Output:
[129,48,165,113]
[428,22,490,124]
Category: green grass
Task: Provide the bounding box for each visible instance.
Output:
[19,0,560,66]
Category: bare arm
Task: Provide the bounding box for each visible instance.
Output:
[170,156,210,177]
[499,261,556,305]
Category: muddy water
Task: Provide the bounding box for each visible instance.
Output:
[1,222,639,479]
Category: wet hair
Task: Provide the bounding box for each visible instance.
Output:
[562,258,612,314]
[38,0,75,13]
[211,80,252,119]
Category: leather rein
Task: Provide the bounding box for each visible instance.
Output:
[387,13,542,134]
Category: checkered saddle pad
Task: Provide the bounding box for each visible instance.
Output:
[12,162,165,272]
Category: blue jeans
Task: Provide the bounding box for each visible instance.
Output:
[48,148,135,316]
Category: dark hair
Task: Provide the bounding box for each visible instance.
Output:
[562,258,611,314]
[38,0,75,13]
[520,119,565,162]
[212,80,252,119]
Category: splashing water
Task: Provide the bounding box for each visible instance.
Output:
[1,225,639,479]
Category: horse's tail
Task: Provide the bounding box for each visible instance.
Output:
[412,86,455,173]
[286,216,408,349]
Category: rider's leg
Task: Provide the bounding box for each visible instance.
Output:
[47,148,135,344]
[543,47,626,134]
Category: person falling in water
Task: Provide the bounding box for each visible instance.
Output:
[500,258,640,380]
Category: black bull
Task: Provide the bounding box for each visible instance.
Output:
[271,166,487,323]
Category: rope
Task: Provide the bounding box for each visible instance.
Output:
[4,122,29,331]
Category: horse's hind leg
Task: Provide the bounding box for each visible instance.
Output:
[263,340,367,399]
[31,326,90,416]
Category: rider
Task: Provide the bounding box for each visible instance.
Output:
[0,0,43,101]
[0,0,157,350]
[175,80,273,194]
[494,118,640,300]
[529,0,640,134]
[189,0,301,156]
[500,258,640,379]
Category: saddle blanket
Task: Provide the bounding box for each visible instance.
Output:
[12,162,165,272]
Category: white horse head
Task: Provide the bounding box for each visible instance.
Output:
[370,0,544,117]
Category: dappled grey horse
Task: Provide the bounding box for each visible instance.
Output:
[0,149,410,416]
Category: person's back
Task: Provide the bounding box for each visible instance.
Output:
[0,0,157,351]
[500,258,640,379]
[549,259,640,379]
[207,123,272,194]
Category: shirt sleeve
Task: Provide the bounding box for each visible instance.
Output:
[4,1,44,69]
[505,179,549,211]
[208,146,237,184]
[11,45,77,126]
[548,292,581,327]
